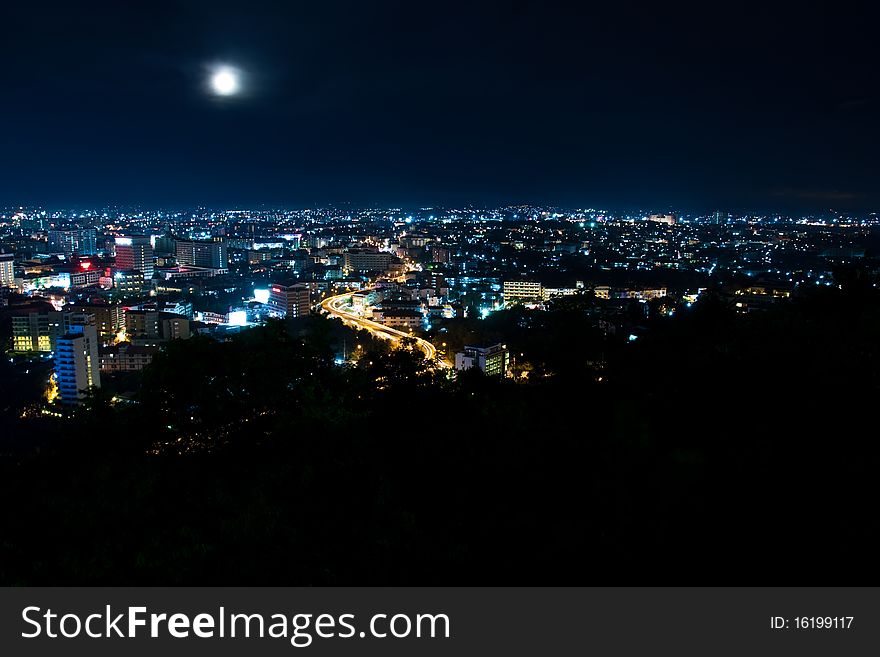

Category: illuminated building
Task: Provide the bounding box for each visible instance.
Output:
[99,343,159,372]
[0,252,14,287]
[55,321,101,405]
[114,270,145,296]
[195,311,228,324]
[647,213,676,225]
[268,282,311,318]
[69,303,123,341]
[155,265,218,279]
[343,250,396,273]
[592,285,611,299]
[18,272,71,292]
[542,286,579,300]
[248,250,273,265]
[430,246,451,263]
[125,309,160,340]
[371,308,423,329]
[175,239,228,270]
[503,280,543,301]
[125,310,192,344]
[12,313,53,352]
[623,287,667,300]
[282,233,302,249]
[114,236,154,279]
[454,343,510,378]
[153,231,176,256]
[48,228,97,256]
[162,315,191,341]
[128,300,193,319]
[70,265,102,288]
[11,310,95,353]
[399,234,430,248]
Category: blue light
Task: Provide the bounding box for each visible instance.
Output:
[628,334,638,342]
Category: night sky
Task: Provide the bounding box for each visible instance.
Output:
[2,1,877,211]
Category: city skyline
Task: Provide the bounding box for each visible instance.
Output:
[1,0,878,590]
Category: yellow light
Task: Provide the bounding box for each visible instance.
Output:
[46,373,59,404]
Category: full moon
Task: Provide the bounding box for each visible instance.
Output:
[209,66,240,96]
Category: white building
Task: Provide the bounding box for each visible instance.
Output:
[0,252,14,287]
[503,280,543,301]
[55,322,101,405]
[454,343,510,378]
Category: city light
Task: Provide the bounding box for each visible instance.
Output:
[45,373,59,404]
[227,311,248,326]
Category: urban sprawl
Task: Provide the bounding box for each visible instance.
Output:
[1,205,876,407]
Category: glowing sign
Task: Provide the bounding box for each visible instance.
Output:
[115,237,132,246]
[227,311,247,326]
[254,288,270,304]
[80,261,92,270]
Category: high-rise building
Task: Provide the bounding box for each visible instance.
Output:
[114,236,154,279]
[175,239,228,270]
[113,269,145,296]
[124,310,161,340]
[454,343,510,378]
[153,230,177,256]
[268,282,311,318]
[55,321,101,405]
[0,252,14,287]
[68,302,123,341]
[48,228,98,256]
[12,313,53,352]
[12,310,95,353]
[343,250,396,272]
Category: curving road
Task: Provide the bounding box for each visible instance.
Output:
[320,289,444,364]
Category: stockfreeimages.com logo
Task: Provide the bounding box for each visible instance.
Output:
[22,606,451,647]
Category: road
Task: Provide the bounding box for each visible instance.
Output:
[320,289,445,365]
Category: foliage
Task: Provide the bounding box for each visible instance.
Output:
[1,292,879,583]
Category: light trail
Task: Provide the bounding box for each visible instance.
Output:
[320,289,447,366]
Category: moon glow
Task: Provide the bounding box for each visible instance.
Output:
[209,66,241,96]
